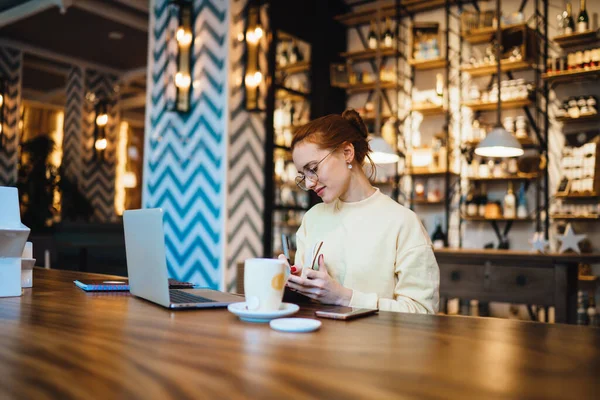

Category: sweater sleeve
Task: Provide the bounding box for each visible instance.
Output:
[349,244,440,314]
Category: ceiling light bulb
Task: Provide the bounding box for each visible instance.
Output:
[96,113,108,127]
[254,25,263,40]
[95,138,107,151]
[176,27,193,47]
[175,72,191,89]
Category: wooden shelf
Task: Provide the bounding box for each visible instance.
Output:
[464,136,535,148]
[555,192,599,199]
[361,113,394,124]
[463,23,528,45]
[409,57,447,70]
[412,199,445,205]
[274,144,292,152]
[334,0,465,26]
[461,59,533,77]
[462,98,532,111]
[341,48,402,61]
[555,113,600,124]
[276,86,310,102]
[342,81,398,94]
[553,29,600,48]
[411,103,445,116]
[462,215,533,222]
[551,214,600,221]
[278,61,310,75]
[543,66,600,85]
[466,174,540,182]
[274,205,308,212]
[407,169,458,178]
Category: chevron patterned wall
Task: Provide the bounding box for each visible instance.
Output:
[225,0,266,292]
[143,0,229,288]
[81,69,119,222]
[62,67,84,183]
[0,47,22,186]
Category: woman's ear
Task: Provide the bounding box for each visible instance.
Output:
[342,142,355,164]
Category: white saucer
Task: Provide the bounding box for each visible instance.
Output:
[270,318,322,333]
[227,302,299,323]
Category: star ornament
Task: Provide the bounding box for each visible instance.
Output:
[530,232,549,253]
[557,223,587,254]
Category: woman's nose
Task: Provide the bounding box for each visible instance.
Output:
[305,176,318,190]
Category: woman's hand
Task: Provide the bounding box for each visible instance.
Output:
[277,254,302,276]
[285,255,352,306]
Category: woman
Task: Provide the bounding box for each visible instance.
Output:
[280,109,440,313]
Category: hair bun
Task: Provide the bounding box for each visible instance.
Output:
[342,109,368,139]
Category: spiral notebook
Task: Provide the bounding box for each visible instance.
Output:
[74,279,195,292]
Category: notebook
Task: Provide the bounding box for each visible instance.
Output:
[74,279,195,292]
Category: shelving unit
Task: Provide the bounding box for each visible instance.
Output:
[411,104,446,115]
[456,0,550,247]
[462,98,533,111]
[555,114,600,124]
[462,216,533,222]
[461,59,533,77]
[552,29,600,48]
[463,23,528,44]
[264,28,315,257]
[545,22,600,244]
[465,174,540,182]
[409,57,447,70]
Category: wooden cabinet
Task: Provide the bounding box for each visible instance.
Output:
[436,249,600,324]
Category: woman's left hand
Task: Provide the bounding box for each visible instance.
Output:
[286,254,352,306]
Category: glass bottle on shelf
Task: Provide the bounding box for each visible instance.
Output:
[368,20,378,50]
[503,182,516,219]
[588,295,597,327]
[289,40,304,64]
[467,185,478,217]
[431,216,447,249]
[564,3,575,35]
[383,18,394,48]
[478,184,488,217]
[578,0,589,33]
[517,183,528,219]
[577,291,589,325]
[278,43,289,67]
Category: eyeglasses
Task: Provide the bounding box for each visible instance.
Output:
[295,147,338,191]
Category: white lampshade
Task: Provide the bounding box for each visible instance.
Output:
[369,136,400,164]
[474,126,524,158]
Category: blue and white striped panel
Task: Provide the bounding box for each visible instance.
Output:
[143,0,229,289]
[62,67,84,183]
[0,46,22,186]
[81,69,119,222]
[225,0,266,292]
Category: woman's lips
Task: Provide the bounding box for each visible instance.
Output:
[316,187,325,196]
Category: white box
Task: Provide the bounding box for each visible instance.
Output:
[21,258,35,288]
[0,187,30,297]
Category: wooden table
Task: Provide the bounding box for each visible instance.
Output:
[435,249,600,324]
[1,269,599,399]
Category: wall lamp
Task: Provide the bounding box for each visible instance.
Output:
[0,78,5,150]
[93,101,109,161]
[243,0,265,112]
[167,0,193,113]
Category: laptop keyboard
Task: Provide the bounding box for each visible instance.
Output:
[169,289,215,304]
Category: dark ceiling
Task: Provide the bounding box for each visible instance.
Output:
[0,6,148,70]
[0,0,27,13]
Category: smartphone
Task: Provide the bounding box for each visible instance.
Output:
[315,307,378,320]
[281,234,292,266]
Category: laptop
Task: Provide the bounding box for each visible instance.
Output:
[123,208,241,309]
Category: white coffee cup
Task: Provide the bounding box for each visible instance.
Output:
[244,258,289,312]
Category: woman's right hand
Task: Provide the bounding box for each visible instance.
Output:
[277,254,302,276]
